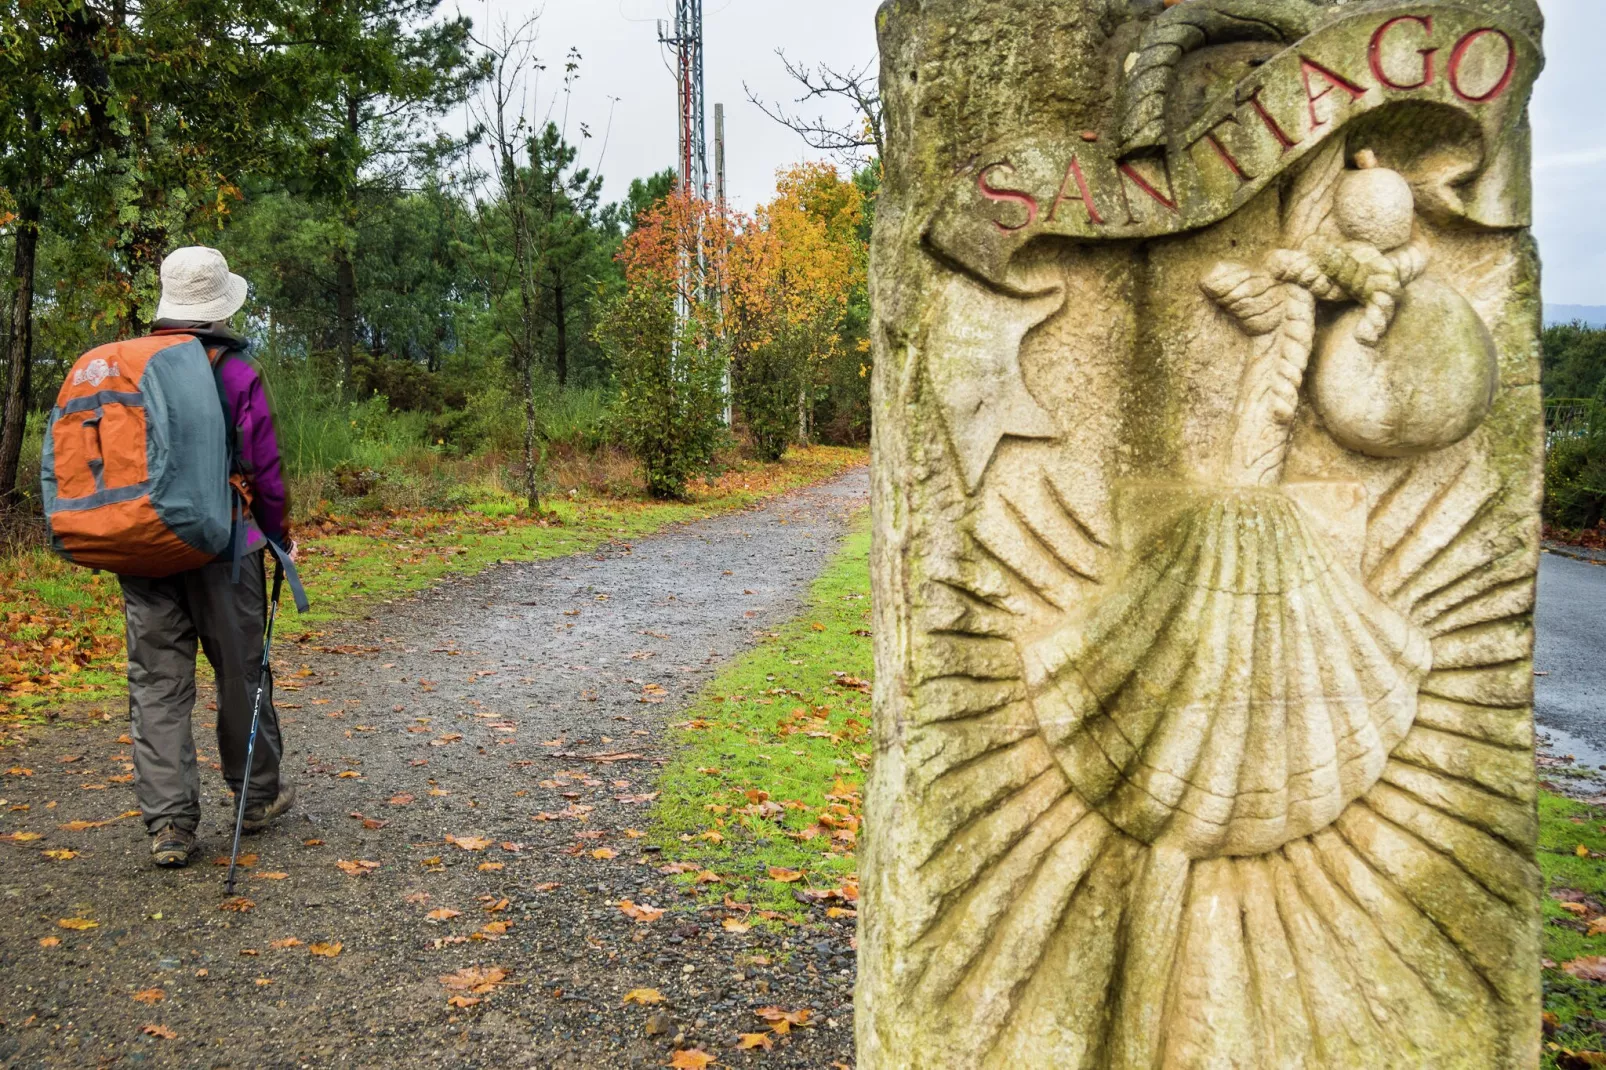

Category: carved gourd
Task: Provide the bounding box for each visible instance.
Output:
[1309,157,1500,457]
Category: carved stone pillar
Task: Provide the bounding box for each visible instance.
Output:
[861,1,1545,1066]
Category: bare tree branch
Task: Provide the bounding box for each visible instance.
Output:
[746,51,882,166]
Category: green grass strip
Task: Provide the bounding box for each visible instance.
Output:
[652,513,870,919]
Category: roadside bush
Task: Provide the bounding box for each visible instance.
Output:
[598,284,727,499]
[1545,399,1606,530]
[735,333,805,462]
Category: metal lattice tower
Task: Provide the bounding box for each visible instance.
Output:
[658,0,708,199]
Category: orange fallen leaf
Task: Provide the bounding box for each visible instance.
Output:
[445,834,492,852]
[388,793,415,806]
[303,839,324,846]
[737,1033,774,1051]
[426,908,462,921]
[722,918,751,933]
[38,936,60,947]
[0,831,42,843]
[336,859,380,876]
[483,897,509,913]
[591,847,618,860]
[213,853,257,868]
[269,938,303,949]
[446,994,481,1008]
[439,965,509,994]
[617,900,665,923]
[58,820,103,832]
[755,1006,812,1031]
[667,1050,714,1069]
[1563,957,1606,982]
[534,882,561,892]
[309,942,342,958]
[254,871,289,881]
[42,849,76,860]
[826,907,857,919]
[337,770,363,779]
[767,867,804,883]
[623,988,665,1005]
[219,897,255,913]
[480,921,512,935]
[132,988,165,1005]
[57,918,98,931]
[141,1024,178,1040]
[477,862,504,872]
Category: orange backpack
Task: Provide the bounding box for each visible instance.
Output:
[41,333,243,577]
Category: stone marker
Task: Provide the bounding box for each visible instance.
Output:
[861,1,1545,1066]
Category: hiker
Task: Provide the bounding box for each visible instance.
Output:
[121,247,297,866]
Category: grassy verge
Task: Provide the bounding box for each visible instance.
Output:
[652,514,870,920]
[1540,790,1606,1068]
[0,446,866,730]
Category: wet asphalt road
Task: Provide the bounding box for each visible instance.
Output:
[1535,552,1606,763]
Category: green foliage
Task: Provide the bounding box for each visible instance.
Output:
[736,330,808,462]
[1543,322,1606,403]
[1542,323,1606,529]
[1545,399,1606,530]
[598,284,727,499]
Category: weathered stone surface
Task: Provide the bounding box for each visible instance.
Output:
[861,1,1545,1066]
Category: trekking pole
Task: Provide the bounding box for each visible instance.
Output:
[225,559,285,895]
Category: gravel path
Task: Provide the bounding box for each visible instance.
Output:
[0,469,869,1069]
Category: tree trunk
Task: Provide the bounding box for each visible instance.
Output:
[335,248,357,391]
[552,275,568,388]
[0,192,40,509]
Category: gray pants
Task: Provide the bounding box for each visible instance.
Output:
[120,550,282,833]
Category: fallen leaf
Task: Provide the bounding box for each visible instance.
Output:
[388,793,415,806]
[213,853,258,868]
[826,907,858,919]
[141,1024,177,1040]
[667,1050,714,1069]
[0,831,43,843]
[623,988,665,1005]
[722,918,752,933]
[1564,957,1606,982]
[617,900,665,923]
[755,1006,812,1031]
[303,839,325,847]
[336,859,380,876]
[767,867,804,883]
[591,847,618,860]
[426,908,462,921]
[132,988,165,1004]
[439,965,509,994]
[270,938,303,949]
[57,918,99,931]
[446,995,481,1008]
[480,921,513,935]
[58,820,103,832]
[309,942,343,958]
[219,897,255,913]
[737,1033,774,1051]
[445,834,492,852]
[482,897,509,913]
[38,936,60,947]
[254,871,289,880]
[42,849,76,860]
[478,862,505,872]
[534,882,561,892]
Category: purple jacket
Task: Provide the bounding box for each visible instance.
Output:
[152,321,290,545]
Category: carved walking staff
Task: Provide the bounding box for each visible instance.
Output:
[861,1,1545,1066]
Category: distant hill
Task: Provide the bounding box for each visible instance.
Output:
[1546,304,1606,328]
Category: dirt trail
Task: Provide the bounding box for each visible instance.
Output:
[0,469,869,1069]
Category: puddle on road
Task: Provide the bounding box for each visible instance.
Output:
[1536,721,1606,797]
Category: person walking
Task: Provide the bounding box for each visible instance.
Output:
[120,247,298,867]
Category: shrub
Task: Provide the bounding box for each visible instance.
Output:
[597,284,727,499]
[1545,399,1606,530]
[735,332,805,463]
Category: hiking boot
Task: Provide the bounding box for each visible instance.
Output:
[150,825,196,868]
[241,781,296,833]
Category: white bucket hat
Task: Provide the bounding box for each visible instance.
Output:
[155,246,249,322]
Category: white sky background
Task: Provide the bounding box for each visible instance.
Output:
[462,0,1604,305]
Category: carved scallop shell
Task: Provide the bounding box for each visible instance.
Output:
[1021,489,1431,858]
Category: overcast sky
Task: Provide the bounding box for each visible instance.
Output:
[471,0,1604,307]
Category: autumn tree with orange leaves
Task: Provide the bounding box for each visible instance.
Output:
[726,162,866,461]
